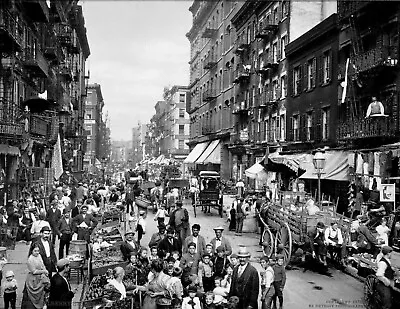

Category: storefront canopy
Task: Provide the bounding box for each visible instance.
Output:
[299,151,350,181]
[183,142,209,164]
[268,152,309,173]
[245,162,267,180]
[154,154,165,165]
[195,140,220,164]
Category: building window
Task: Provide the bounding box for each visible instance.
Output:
[307,58,316,90]
[280,114,285,141]
[275,116,280,140]
[282,1,288,17]
[280,75,287,98]
[179,108,185,118]
[306,112,313,140]
[292,115,299,141]
[322,108,330,140]
[179,125,185,135]
[323,51,331,84]
[272,79,278,100]
[271,117,277,141]
[273,7,278,24]
[272,42,278,63]
[280,35,287,59]
[178,140,184,149]
[265,119,269,141]
[293,66,301,95]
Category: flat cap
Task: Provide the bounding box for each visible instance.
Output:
[57,258,70,269]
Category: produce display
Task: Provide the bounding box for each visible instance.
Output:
[109,298,133,309]
[83,274,110,307]
[92,247,124,269]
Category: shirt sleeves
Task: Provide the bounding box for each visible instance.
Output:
[376,261,387,277]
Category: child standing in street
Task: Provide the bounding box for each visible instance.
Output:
[136,210,146,245]
[2,270,17,309]
[127,210,137,231]
[198,253,214,292]
[260,257,275,309]
[154,204,168,225]
[272,255,286,309]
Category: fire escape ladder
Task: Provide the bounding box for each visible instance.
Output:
[349,14,363,56]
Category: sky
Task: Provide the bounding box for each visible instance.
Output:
[81,0,192,141]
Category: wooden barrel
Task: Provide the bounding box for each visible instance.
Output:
[0,247,6,259]
[69,240,87,257]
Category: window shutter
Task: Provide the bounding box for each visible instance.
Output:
[328,50,333,82]
[303,63,308,92]
[318,55,323,86]
[300,114,306,141]
[277,37,282,60]
[276,80,281,100]
[315,108,322,141]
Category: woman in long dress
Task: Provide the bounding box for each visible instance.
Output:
[21,244,50,309]
[134,260,172,309]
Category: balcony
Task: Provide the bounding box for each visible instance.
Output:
[232,101,249,115]
[50,1,67,23]
[202,27,218,38]
[352,45,398,75]
[0,10,23,52]
[204,54,217,70]
[29,115,49,137]
[0,98,24,137]
[337,116,396,141]
[264,56,279,71]
[22,47,49,77]
[337,0,374,22]
[21,0,50,23]
[43,28,63,63]
[203,89,218,102]
[59,63,73,82]
[234,39,250,55]
[233,65,251,83]
[57,24,73,47]
[255,21,279,39]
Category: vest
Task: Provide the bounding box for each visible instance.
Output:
[381,257,395,280]
[236,202,244,214]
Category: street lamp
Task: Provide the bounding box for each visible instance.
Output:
[313,149,326,206]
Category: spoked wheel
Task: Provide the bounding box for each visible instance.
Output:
[261,226,274,258]
[275,222,292,266]
[364,275,382,309]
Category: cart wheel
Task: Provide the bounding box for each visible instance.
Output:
[274,222,292,266]
[364,275,382,309]
[193,203,197,218]
[261,227,274,258]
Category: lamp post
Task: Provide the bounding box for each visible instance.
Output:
[313,150,326,205]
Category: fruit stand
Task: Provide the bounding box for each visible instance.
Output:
[101,204,124,224]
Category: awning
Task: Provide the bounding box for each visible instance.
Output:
[203,141,221,164]
[299,151,350,181]
[268,152,309,173]
[245,162,267,179]
[0,144,20,156]
[195,140,220,164]
[154,154,165,165]
[184,142,209,164]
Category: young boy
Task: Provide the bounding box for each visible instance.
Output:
[172,251,181,268]
[198,253,214,292]
[154,204,168,225]
[212,246,230,278]
[229,253,239,268]
[2,270,17,309]
[202,291,216,309]
[272,255,286,309]
[260,257,275,309]
[205,244,214,259]
[128,210,136,231]
[149,246,159,262]
[182,286,202,309]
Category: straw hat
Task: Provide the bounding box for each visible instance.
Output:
[237,246,251,258]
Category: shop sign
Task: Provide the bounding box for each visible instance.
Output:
[380,184,395,202]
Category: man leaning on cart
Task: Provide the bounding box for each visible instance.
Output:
[376,246,398,309]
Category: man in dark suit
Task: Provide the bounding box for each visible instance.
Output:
[71,205,98,242]
[120,231,141,261]
[29,226,57,275]
[183,224,206,256]
[48,258,74,309]
[307,221,328,266]
[229,246,259,309]
[58,210,74,259]
[46,199,62,245]
[157,226,182,259]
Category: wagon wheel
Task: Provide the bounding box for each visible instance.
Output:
[364,275,382,309]
[261,227,274,258]
[274,222,292,266]
[193,194,197,218]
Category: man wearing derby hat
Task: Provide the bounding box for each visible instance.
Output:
[71,204,98,243]
[158,226,182,259]
[229,246,259,309]
[307,221,328,266]
[210,226,232,256]
[46,199,62,245]
[148,223,167,248]
[376,246,398,309]
[29,226,57,275]
[120,231,140,261]
[48,258,74,309]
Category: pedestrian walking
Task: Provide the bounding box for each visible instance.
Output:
[28,226,57,275]
[57,210,74,259]
[272,255,286,309]
[169,201,191,244]
[154,204,169,226]
[46,199,62,245]
[125,186,135,214]
[148,224,167,249]
[137,210,146,246]
[71,204,98,243]
[47,259,74,309]
[183,224,206,256]
[260,257,275,309]
[233,197,247,236]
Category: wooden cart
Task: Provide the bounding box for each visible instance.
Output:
[196,171,223,217]
[259,191,349,265]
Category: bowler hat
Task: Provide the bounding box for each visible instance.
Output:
[316,222,325,229]
[40,226,51,233]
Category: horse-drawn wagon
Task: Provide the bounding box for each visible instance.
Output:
[259,191,350,265]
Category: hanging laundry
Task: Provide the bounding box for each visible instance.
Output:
[380,152,388,179]
[374,152,381,177]
[368,152,374,174]
[363,162,369,188]
[356,153,364,175]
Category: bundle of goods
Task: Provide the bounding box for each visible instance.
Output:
[135,195,151,209]
[102,206,123,224]
[66,253,85,267]
[91,246,128,276]
[83,273,110,307]
[93,224,123,244]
